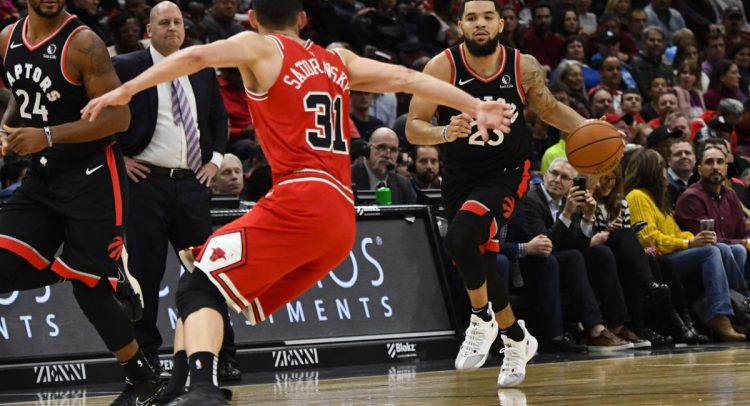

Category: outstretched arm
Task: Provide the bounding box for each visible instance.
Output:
[520,54,585,134]
[337,48,512,139]
[81,31,277,121]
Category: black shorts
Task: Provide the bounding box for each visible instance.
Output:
[442,159,531,222]
[0,143,128,288]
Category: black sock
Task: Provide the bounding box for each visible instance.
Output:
[122,350,157,383]
[471,303,492,322]
[188,352,218,389]
[164,351,188,395]
[501,320,525,342]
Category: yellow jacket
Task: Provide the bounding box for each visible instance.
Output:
[625,189,693,254]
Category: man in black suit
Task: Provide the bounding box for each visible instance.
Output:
[523,157,632,352]
[112,1,238,384]
[351,126,416,204]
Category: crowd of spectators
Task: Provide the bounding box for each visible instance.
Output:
[1,0,750,358]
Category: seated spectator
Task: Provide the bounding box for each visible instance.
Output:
[729,41,750,96]
[351,127,416,204]
[589,88,614,118]
[587,166,681,345]
[409,145,441,191]
[240,144,272,203]
[211,153,243,195]
[553,60,590,117]
[590,31,637,92]
[644,0,686,45]
[499,5,524,49]
[640,75,671,122]
[350,91,385,140]
[621,88,645,126]
[630,27,674,102]
[586,12,638,59]
[666,140,697,205]
[647,92,679,128]
[575,0,596,35]
[721,6,750,50]
[590,56,624,113]
[647,125,683,161]
[605,112,631,141]
[675,145,750,282]
[673,60,706,119]
[107,12,150,57]
[202,0,244,42]
[627,8,648,49]
[499,201,587,353]
[559,9,582,37]
[521,2,564,71]
[704,59,747,110]
[672,40,709,91]
[631,123,653,147]
[0,153,29,204]
[665,112,690,139]
[551,35,600,90]
[702,32,726,78]
[624,148,746,341]
[524,158,636,351]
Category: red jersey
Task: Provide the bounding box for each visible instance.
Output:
[245,35,352,188]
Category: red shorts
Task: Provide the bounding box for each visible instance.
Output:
[193,170,355,324]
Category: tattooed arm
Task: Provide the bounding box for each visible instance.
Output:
[46,29,130,143]
[520,54,585,134]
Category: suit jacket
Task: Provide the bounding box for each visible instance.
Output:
[351,160,416,205]
[112,49,228,162]
[523,184,589,251]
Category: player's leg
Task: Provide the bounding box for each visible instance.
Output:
[0,186,64,293]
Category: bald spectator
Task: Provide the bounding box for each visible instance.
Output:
[648,92,679,128]
[212,154,244,195]
[351,127,416,204]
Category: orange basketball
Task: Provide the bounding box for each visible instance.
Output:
[565,119,625,175]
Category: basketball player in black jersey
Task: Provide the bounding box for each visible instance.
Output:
[407,0,591,387]
[0,0,162,404]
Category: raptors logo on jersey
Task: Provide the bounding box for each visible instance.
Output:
[244,35,352,188]
[3,15,115,161]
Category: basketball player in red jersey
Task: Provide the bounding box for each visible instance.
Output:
[82,0,514,403]
[407,0,590,388]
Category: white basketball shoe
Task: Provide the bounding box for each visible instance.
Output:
[497,320,538,387]
[454,303,498,370]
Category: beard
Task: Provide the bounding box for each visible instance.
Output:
[464,33,500,57]
[705,171,726,185]
[416,170,435,184]
[31,1,64,18]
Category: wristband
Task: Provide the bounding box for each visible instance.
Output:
[43,126,53,148]
[441,125,449,143]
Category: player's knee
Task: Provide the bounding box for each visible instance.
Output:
[444,216,482,260]
[176,271,225,321]
[72,279,134,351]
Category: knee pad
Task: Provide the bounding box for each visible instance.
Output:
[445,214,494,290]
[176,271,226,321]
[72,279,134,352]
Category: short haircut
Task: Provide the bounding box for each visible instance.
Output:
[459,0,501,18]
[642,26,665,42]
[252,0,302,29]
[548,157,576,177]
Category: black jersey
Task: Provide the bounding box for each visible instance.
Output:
[436,44,529,185]
[3,15,113,165]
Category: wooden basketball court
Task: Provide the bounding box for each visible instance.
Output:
[4,343,750,405]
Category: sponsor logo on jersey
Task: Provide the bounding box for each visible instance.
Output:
[44,44,57,60]
[498,74,514,89]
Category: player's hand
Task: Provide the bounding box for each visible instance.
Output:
[527,234,553,257]
[4,125,48,155]
[124,156,151,183]
[81,86,133,122]
[196,161,218,187]
[443,113,473,142]
[476,100,513,142]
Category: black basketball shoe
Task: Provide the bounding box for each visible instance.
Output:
[165,385,229,406]
[111,378,164,406]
